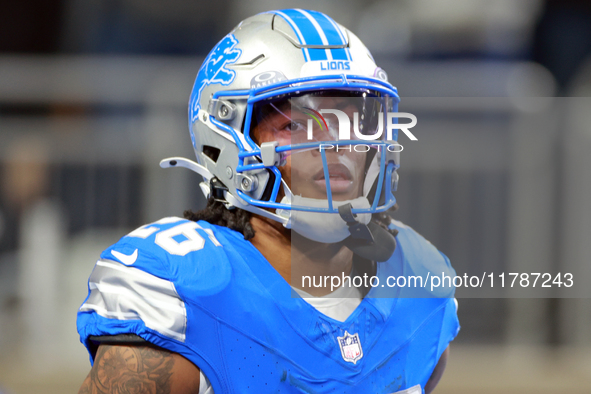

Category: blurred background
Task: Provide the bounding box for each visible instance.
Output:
[1,0,591,393]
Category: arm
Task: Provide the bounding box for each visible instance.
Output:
[78,343,200,394]
[424,346,449,394]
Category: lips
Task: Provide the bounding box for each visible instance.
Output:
[312,163,355,193]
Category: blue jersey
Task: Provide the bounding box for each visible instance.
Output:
[77,217,459,393]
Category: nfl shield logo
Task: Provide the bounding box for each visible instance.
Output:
[337,331,363,364]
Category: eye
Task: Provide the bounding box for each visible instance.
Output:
[280,120,306,133]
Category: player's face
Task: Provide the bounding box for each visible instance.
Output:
[252,96,367,201]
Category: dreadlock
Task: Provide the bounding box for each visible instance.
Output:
[185,199,399,242]
[184,197,255,240]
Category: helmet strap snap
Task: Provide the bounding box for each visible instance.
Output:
[210,177,229,201]
[338,203,374,243]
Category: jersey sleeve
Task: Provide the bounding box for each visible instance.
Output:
[388,219,460,387]
[76,217,214,363]
[438,297,460,356]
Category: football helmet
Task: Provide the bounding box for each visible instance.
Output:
[161,9,401,254]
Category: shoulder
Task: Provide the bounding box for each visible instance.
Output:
[78,218,243,347]
[387,218,456,297]
[101,217,241,275]
[387,219,447,264]
[94,216,250,295]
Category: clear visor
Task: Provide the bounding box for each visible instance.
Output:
[251,90,399,202]
[253,90,395,144]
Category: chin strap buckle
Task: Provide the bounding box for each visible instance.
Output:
[338,204,374,243]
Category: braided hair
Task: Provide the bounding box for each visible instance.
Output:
[184,198,255,240]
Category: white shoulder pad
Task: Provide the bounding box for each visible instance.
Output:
[80,258,187,342]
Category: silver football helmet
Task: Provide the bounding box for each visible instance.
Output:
[161,9,401,253]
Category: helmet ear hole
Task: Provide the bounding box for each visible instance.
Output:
[203,145,221,163]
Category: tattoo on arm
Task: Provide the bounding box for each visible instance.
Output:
[78,344,175,394]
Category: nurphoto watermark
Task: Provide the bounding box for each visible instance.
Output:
[289,96,418,153]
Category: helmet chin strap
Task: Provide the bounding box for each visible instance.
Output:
[276,195,372,243]
[273,162,398,261]
[277,196,397,262]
